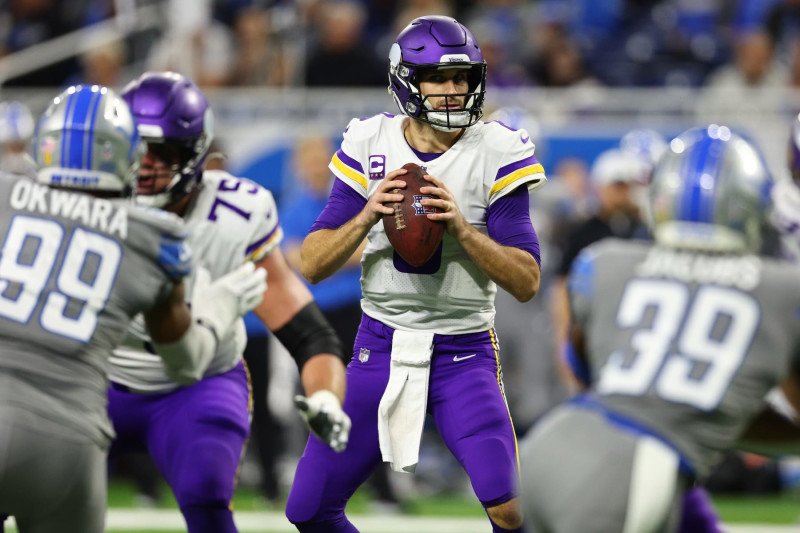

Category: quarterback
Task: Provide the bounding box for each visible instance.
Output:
[286,16,545,533]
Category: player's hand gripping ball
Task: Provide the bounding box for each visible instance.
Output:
[383,163,445,267]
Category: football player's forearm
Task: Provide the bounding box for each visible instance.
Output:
[301,218,371,283]
[300,354,347,403]
[457,224,540,302]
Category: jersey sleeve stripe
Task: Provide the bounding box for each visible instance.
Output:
[245,227,283,262]
[490,164,545,196]
[331,150,367,188]
[495,155,540,182]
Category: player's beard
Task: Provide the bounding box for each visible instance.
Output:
[425,95,470,131]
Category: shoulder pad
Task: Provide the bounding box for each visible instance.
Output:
[128,203,187,238]
[482,120,536,154]
[343,113,396,142]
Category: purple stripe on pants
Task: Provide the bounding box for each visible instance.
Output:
[108,361,251,531]
[286,314,519,531]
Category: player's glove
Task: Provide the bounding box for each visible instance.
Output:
[294,390,351,453]
[191,262,267,339]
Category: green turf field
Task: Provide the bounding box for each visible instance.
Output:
[5,482,800,532]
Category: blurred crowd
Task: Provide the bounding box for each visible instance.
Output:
[3,0,800,92]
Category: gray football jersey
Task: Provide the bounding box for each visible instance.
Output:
[0,174,191,446]
[569,238,800,479]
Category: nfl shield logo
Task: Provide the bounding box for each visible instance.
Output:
[358,347,370,363]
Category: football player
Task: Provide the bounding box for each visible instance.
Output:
[0,85,266,533]
[520,125,800,532]
[771,113,800,262]
[107,72,350,533]
[286,16,545,533]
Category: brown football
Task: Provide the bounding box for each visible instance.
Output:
[383,162,445,267]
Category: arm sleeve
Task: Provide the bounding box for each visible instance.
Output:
[567,247,597,329]
[557,223,589,277]
[486,186,540,266]
[309,178,367,232]
[565,338,591,387]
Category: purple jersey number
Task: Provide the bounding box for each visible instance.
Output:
[207,178,258,221]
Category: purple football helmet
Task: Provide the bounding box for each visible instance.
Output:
[121,71,213,208]
[790,113,800,184]
[388,16,486,131]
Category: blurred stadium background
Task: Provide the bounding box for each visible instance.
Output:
[3,0,800,530]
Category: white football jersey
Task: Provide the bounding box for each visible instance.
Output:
[108,170,282,392]
[771,177,800,263]
[330,113,546,334]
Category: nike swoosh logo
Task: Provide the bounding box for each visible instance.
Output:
[453,354,477,362]
[521,135,530,144]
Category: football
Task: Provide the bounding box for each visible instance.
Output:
[383,162,445,267]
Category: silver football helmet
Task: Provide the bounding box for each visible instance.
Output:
[33,85,142,196]
[649,124,773,254]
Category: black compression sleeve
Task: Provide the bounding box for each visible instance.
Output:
[272,301,345,371]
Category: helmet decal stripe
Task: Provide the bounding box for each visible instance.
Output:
[66,89,94,169]
[698,138,726,224]
[680,132,711,222]
[85,91,104,170]
[60,92,79,169]
[688,133,712,222]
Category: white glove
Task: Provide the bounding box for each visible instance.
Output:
[191,262,267,339]
[294,390,351,453]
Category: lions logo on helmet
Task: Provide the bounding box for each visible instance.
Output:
[121,71,214,209]
[33,85,141,197]
[649,124,773,254]
[388,16,486,131]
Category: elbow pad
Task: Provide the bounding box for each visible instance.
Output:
[273,302,346,371]
[152,319,218,385]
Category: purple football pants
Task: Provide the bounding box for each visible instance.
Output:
[286,314,519,532]
[679,486,722,533]
[108,361,251,533]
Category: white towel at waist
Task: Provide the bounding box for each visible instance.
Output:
[377,329,435,473]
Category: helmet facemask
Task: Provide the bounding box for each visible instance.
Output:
[137,128,212,209]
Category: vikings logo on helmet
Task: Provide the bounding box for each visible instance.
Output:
[649,124,773,254]
[388,16,486,132]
